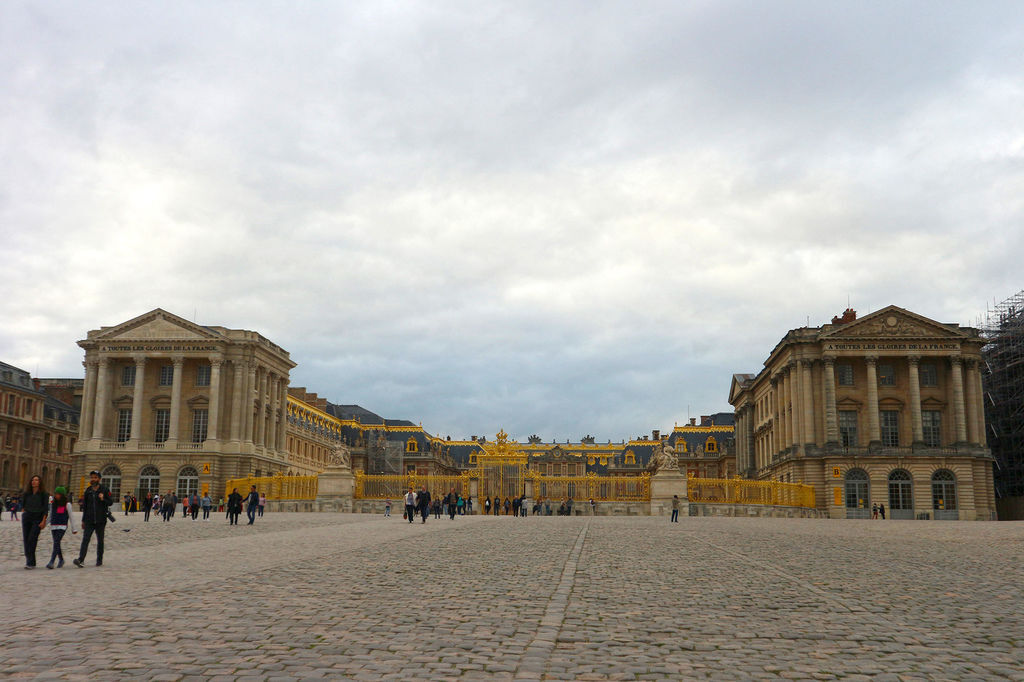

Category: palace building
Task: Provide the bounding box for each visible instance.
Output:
[1,361,80,497]
[69,309,735,501]
[729,306,996,520]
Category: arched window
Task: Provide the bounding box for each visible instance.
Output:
[931,469,957,520]
[138,466,161,498]
[705,437,717,453]
[887,469,913,519]
[101,465,122,500]
[406,437,419,453]
[844,469,870,519]
[177,466,200,499]
[624,449,636,464]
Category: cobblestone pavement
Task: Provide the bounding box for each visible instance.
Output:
[1,512,1022,680]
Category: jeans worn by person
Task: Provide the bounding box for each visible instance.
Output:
[21,512,44,567]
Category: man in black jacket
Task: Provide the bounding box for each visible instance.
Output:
[416,486,431,524]
[245,486,260,525]
[73,470,112,567]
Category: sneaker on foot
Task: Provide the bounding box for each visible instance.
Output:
[72,558,83,568]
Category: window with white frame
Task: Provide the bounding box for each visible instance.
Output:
[196,364,211,387]
[878,364,896,386]
[919,363,938,387]
[154,409,170,443]
[159,365,174,386]
[922,410,941,447]
[880,410,899,447]
[116,409,133,442]
[836,364,854,386]
[121,365,136,386]
[839,411,858,447]
[191,409,208,443]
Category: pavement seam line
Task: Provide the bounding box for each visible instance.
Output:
[686,534,863,613]
[515,521,589,680]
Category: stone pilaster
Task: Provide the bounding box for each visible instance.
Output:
[801,359,815,446]
[964,358,980,445]
[277,377,289,452]
[79,360,97,441]
[257,369,268,448]
[229,359,245,443]
[244,364,256,444]
[266,374,278,453]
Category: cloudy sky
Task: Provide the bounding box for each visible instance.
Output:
[2,1,1022,442]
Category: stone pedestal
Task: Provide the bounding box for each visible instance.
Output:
[316,465,354,512]
[650,471,688,516]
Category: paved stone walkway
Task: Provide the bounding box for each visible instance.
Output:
[1,512,1022,680]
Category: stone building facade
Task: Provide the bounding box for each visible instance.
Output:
[729,306,996,520]
[72,309,295,501]
[1,361,79,497]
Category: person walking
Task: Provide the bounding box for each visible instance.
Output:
[503,497,511,516]
[511,496,520,518]
[446,489,458,520]
[404,489,416,523]
[123,493,131,517]
[384,498,392,517]
[258,492,267,518]
[190,492,201,520]
[872,503,879,520]
[484,497,491,515]
[142,492,153,522]
[879,503,886,520]
[227,488,243,525]
[493,496,500,516]
[245,486,260,525]
[73,470,112,568]
[46,486,77,569]
[10,496,20,520]
[201,492,213,520]
[670,495,680,523]
[466,496,473,515]
[417,487,431,524]
[20,475,48,569]
[457,495,465,516]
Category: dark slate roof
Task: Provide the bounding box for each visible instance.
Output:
[326,404,385,424]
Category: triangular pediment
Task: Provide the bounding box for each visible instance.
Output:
[821,306,968,341]
[97,309,224,342]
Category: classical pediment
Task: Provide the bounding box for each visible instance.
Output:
[97,309,223,342]
[821,306,967,341]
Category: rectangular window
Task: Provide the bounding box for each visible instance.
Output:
[922,410,941,447]
[24,398,33,417]
[154,409,170,443]
[196,364,211,387]
[881,410,899,447]
[159,365,174,386]
[43,433,50,453]
[836,364,854,386]
[116,409,132,442]
[7,396,16,415]
[878,364,896,386]
[191,409,208,443]
[919,363,938,387]
[839,411,858,447]
[121,365,136,386]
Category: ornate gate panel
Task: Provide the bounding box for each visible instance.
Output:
[476,430,527,501]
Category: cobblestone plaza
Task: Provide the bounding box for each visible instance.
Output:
[2,513,1022,680]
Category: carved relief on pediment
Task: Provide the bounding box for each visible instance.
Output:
[839,314,935,338]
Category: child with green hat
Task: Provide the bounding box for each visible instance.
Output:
[46,486,77,569]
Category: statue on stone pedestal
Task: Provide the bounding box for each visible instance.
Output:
[649,441,679,474]
[328,444,352,471]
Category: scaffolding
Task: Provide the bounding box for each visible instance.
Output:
[982,290,1024,499]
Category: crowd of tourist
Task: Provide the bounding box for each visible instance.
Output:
[392,487,583,523]
[11,470,270,570]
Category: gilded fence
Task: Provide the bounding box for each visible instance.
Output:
[528,472,650,502]
[224,474,318,501]
[686,474,815,509]
[353,471,471,500]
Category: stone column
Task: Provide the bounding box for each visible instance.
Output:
[244,364,257,443]
[865,356,881,444]
[208,357,222,443]
[129,355,147,441]
[788,364,800,449]
[771,375,781,456]
[822,356,838,445]
[950,356,968,443]
[167,355,184,443]
[801,359,815,446]
[79,360,97,441]
[230,359,245,443]
[92,358,110,440]
[277,377,289,452]
[964,358,980,445]
[266,374,278,453]
[907,355,924,444]
[256,369,268,448]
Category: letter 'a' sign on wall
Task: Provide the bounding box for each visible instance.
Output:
[202,463,211,474]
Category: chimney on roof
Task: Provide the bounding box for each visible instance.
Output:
[831,308,857,325]
[652,429,660,441]
[700,415,711,426]
[689,418,696,426]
